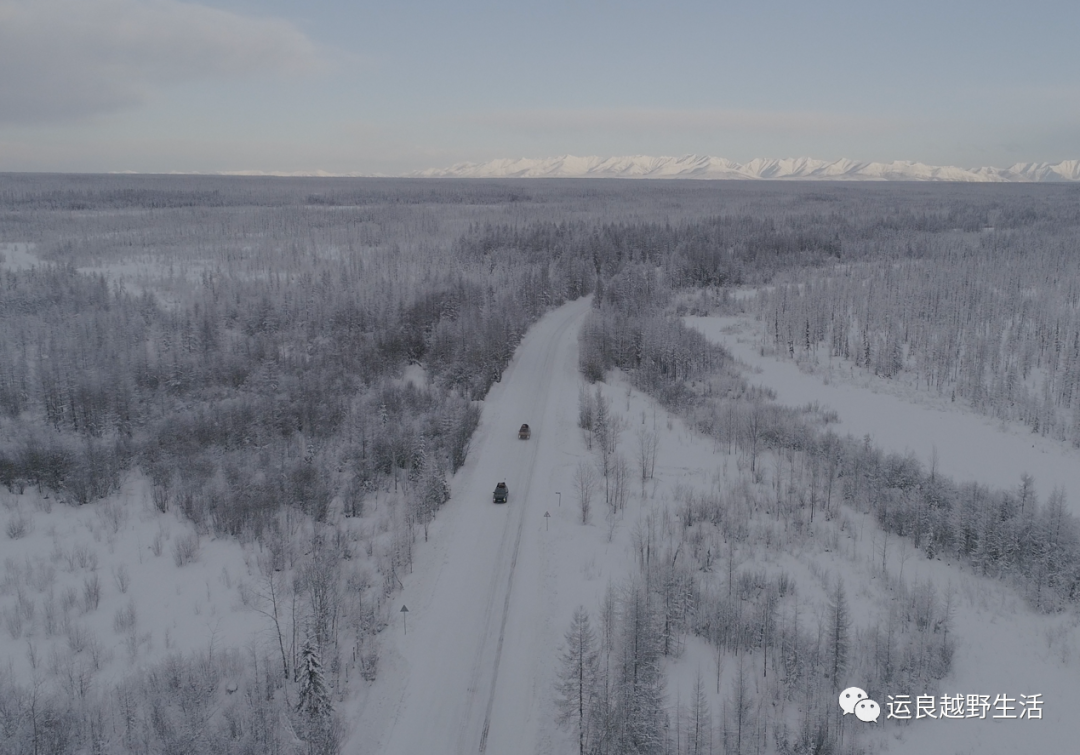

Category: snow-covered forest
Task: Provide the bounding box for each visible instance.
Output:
[1,175,1078,754]
[749,191,1080,443]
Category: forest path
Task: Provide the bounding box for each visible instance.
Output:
[350,296,593,755]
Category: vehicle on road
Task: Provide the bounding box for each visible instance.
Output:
[493,482,508,504]
[518,423,531,440]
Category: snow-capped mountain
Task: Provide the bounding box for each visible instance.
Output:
[413,155,1080,182]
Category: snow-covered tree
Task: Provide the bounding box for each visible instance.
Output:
[827,578,850,687]
[296,637,336,755]
[297,637,331,720]
[556,606,600,755]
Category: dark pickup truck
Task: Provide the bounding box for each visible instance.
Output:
[493,482,508,504]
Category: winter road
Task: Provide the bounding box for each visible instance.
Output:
[352,297,592,755]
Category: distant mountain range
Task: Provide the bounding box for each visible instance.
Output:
[413,155,1080,182]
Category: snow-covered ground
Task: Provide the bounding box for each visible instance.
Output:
[0,476,258,691]
[0,242,40,271]
[6,297,1077,755]
[346,301,1079,755]
[686,313,1080,755]
[341,301,1080,755]
[686,315,1080,517]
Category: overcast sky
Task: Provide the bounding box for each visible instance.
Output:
[1,0,1077,174]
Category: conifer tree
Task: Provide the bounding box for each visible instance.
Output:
[297,636,335,754]
[827,579,850,687]
[297,637,331,719]
[556,606,600,755]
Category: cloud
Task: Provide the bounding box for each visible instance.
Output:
[0,0,325,124]
[469,107,899,137]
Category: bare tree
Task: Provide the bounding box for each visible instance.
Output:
[724,657,753,755]
[594,389,625,478]
[556,606,600,755]
[303,530,341,651]
[686,668,713,755]
[579,383,596,450]
[246,555,292,687]
[609,453,630,515]
[575,461,598,525]
[1018,471,1035,516]
[742,402,764,476]
[636,428,659,485]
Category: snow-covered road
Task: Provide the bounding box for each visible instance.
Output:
[350,297,593,755]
